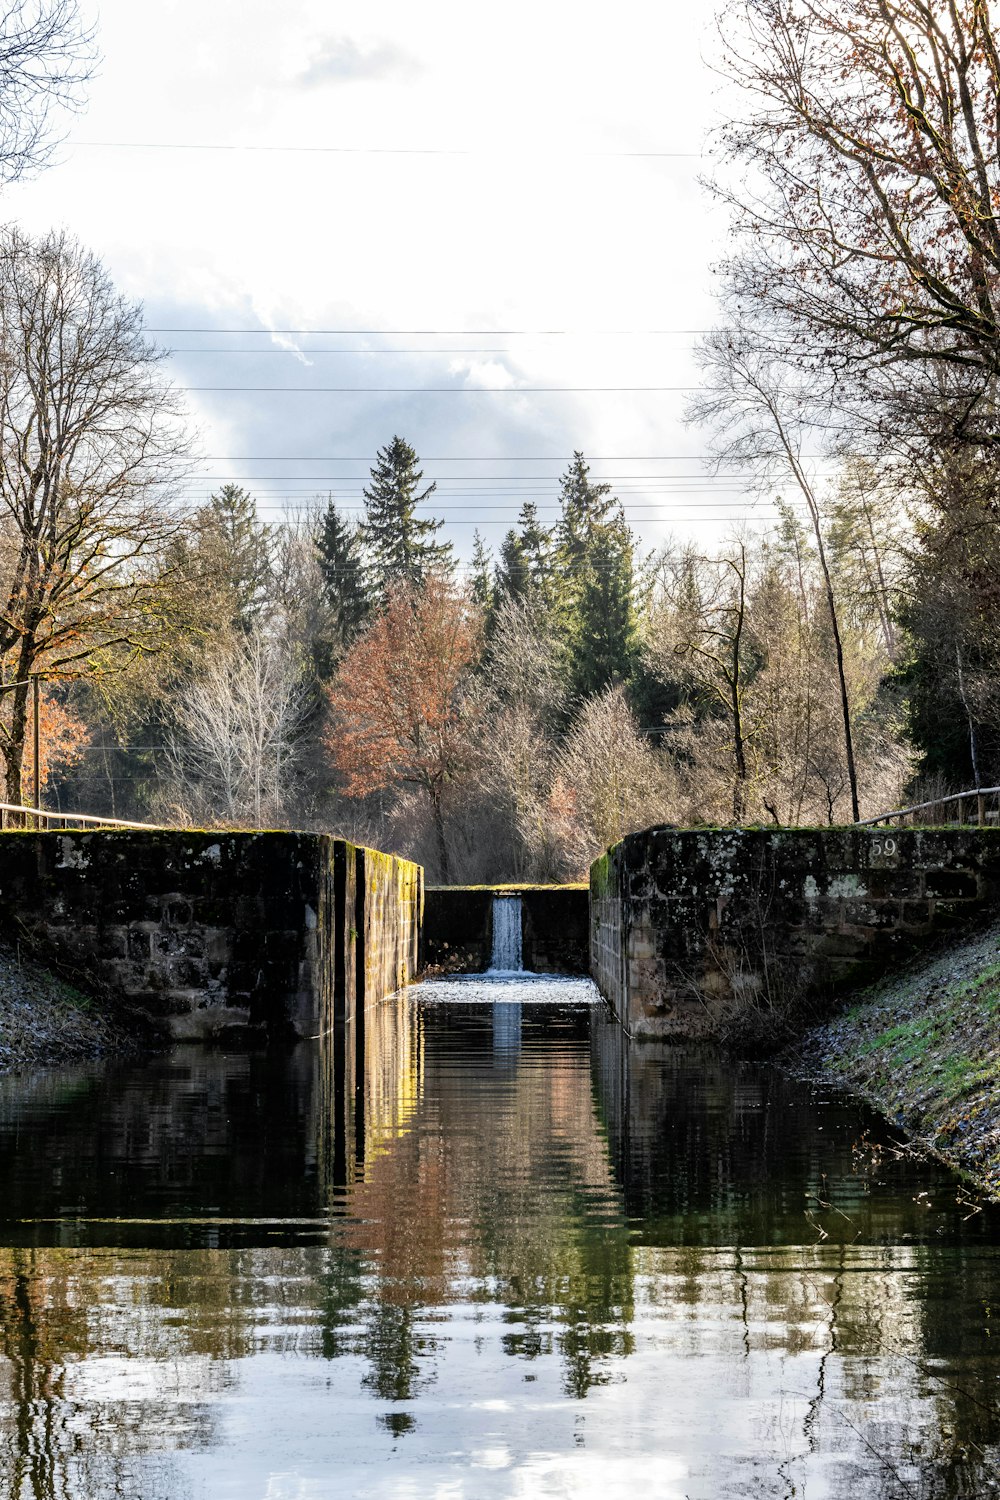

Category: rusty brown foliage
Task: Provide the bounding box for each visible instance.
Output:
[325,574,481,880]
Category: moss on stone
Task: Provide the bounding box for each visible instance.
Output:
[803,923,1000,1197]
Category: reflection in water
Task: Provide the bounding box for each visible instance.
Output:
[1,981,1000,1495]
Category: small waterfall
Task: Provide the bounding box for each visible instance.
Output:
[489,895,523,973]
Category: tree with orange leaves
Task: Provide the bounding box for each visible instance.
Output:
[325,574,480,881]
[20,688,89,792]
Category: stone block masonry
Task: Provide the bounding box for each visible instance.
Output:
[591,826,1000,1040]
[0,831,422,1043]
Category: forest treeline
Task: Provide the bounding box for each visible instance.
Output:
[42,431,952,883]
[4,1,1000,879]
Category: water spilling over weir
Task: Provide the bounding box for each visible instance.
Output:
[489,894,523,973]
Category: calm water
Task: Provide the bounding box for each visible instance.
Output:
[2,978,1000,1498]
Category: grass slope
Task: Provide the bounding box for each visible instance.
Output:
[802,923,1000,1195]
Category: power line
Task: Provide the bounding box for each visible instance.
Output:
[76,140,703,159]
[183,487,758,499]
[190,508,787,522]
[188,502,755,512]
[194,453,830,461]
[148,328,718,336]
[166,345,703,355]
[185,473,740,480]
[184,384,699,393]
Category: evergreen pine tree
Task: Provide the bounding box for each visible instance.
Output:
[553,453,637,696]
[570,516,638,698]
[556,453,616,569]
[315,497,372,655]
[493,502,554,607]
[361,436,453,595]
[495,529,530,602]
[204,483,272,633]
[470,530,494,614]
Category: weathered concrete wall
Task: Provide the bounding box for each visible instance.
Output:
[0,831,422,1043]
[423,886,589,974]
[591,827,1000,1039]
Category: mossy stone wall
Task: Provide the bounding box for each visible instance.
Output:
[590,826,1000,1039]
[0,831,422,1044]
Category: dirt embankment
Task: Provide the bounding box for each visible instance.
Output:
[796,923,1000,1196]
[0,943,132,1075]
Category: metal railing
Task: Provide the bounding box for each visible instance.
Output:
[857,787,1000,828]
[0,802,163,832]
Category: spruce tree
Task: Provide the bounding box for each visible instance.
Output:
[570,516,638,698]
[553,453,637,697]
[493,501,554,607]
[204,483,272,633]
[470,530,494,614]
[495,529,530,602]
[361,436,453,595]
[556,453,616,569]
[315,497,372,653]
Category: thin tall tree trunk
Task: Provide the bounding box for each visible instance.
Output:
[728,549,748,823]
[773,420,861,823]
[861,499,896,656]
[4,677,30,809]
[431,786,450,883]
[955,640,982,788]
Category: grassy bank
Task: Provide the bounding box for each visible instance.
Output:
[797,923,1000,1196]
[0,942,131,1074]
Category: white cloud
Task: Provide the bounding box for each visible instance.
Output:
[0,0,750,559]
[297,37,418,87]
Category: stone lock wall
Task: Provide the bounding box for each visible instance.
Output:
[591,826,1000,1039]
[0,831,422,1043]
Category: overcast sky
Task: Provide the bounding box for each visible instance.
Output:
[3,0,757,562]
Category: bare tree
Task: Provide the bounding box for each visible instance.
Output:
[163,632,309,828]
[827,458,906,658]
[646,529,909,826]
[648,541,754,822]
[556,686,675,867]
[712,0,1000,435]
[0,226,191,802]
[0,1,96,181]
[690,332,862,820]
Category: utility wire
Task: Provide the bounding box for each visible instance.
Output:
[76,140,703,159]
[184,384,699,392]
[193,453,833,461]
[184,472,751,480]
[145,328,720,336]
[166,345,703,354]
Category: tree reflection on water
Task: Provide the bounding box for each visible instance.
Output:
[0,991,999,1496]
